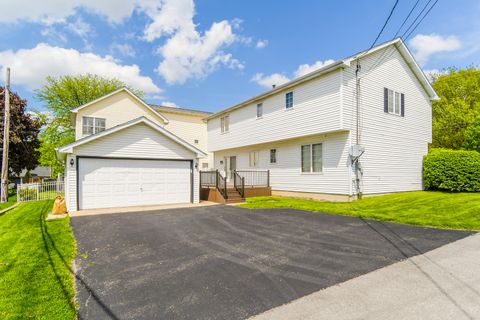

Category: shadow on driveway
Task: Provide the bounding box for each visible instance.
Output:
[71,205,473,320]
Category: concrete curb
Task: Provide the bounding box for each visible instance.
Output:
[0,202,20,216]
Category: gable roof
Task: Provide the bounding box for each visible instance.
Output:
[56,116,207,158]
[205,38,438,120]
[71,87,169,124]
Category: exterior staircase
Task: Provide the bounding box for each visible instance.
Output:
[225,187,245,204]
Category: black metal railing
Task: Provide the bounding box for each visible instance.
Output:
[235,170,270,187]
[200,170,217,187]
[217,171,228,199]
[200,170,228,199]
[233,170,245,198]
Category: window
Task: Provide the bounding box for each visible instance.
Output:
[82,116,106,136]
[270,149,277,164]
[256,103,263,118]
[220,115,229,133]
[202,162,209,169]
[301,143,322,173]
[384,88,404,116]
[249,151,259,167]
[194,139,199,144]
[286,92,294,109]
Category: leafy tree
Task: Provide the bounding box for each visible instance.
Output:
[0,87,43,176]
[35,74,144,174]
[432,67,480,149]
[463,116,480,152]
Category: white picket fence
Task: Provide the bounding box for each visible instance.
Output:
[17,181,65,202]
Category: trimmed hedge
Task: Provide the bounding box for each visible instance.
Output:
[424,149,480,192]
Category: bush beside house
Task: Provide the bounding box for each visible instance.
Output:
[424,149,480,192]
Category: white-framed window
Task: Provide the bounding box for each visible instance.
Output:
[257,103,263,118]
[194,139,199,144]
[385,88,404,116]
[270,149,277,164]
[285,91,294,109]
[220,115,230,133]
[82,116,106,136]
[301,143,322,173]
[249,151,259,167]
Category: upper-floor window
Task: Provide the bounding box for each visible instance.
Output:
[301,143,322,173]
[220,115,229,133]
[384,88,404,117]
[256,103,263,118]
[270,149,277,164]
[286,91,294,109]
[82,116,106,136]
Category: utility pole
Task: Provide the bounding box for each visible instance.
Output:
[1,68,10,203]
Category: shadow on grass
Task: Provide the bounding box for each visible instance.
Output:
[39,206,119,320]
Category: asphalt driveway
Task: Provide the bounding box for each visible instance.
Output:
[71,205,472,320]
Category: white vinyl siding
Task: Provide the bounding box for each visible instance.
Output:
[64,123,200,211]
[213,132,350,195]
[342,45,431,194]
[208,71,342,151]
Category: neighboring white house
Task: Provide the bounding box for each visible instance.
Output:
[205,38,438,200]
[57,88,210,211]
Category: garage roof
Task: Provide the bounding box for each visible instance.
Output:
[56,116,207,159]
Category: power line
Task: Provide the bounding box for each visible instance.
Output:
[403,0,440,40]
[365,0,400,55]
[393,0,422,38]
[400,0,434,38]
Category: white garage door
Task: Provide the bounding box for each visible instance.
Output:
[78,158,191,210]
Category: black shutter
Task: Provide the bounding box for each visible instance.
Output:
[401,93,405,117]
[384,88,388,113]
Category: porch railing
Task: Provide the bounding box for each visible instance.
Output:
[233,170,245,198]
[200,170,228,199]
[235,170,270,187]
[17,181,65,202]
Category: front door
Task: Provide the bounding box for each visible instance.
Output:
[229,156,236,180]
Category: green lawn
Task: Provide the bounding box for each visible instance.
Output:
[0,191,17,211]
[0,201,77,319]
[241,191,480,230]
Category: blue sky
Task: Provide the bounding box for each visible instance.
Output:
[0,0,479,113]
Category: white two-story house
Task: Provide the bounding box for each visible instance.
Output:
[57,88,212,211]
[205,38,438,200]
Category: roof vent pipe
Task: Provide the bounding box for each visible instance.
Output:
[272,84,276,89]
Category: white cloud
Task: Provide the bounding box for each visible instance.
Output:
[294,59,335,78]
[110,43,136,57]
[1,0,247,84]
[255,39,268,49]
[67,17,91,40]
[152,0,243,84]
[0,0,137,24]
[0,43,161,93]
[251,73,290,89]
[409,34,462,65]
[161,101,178,108]
[251,58,335,89]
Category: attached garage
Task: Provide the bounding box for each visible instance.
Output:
[78,158,192,210]
[57,117,206,212]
